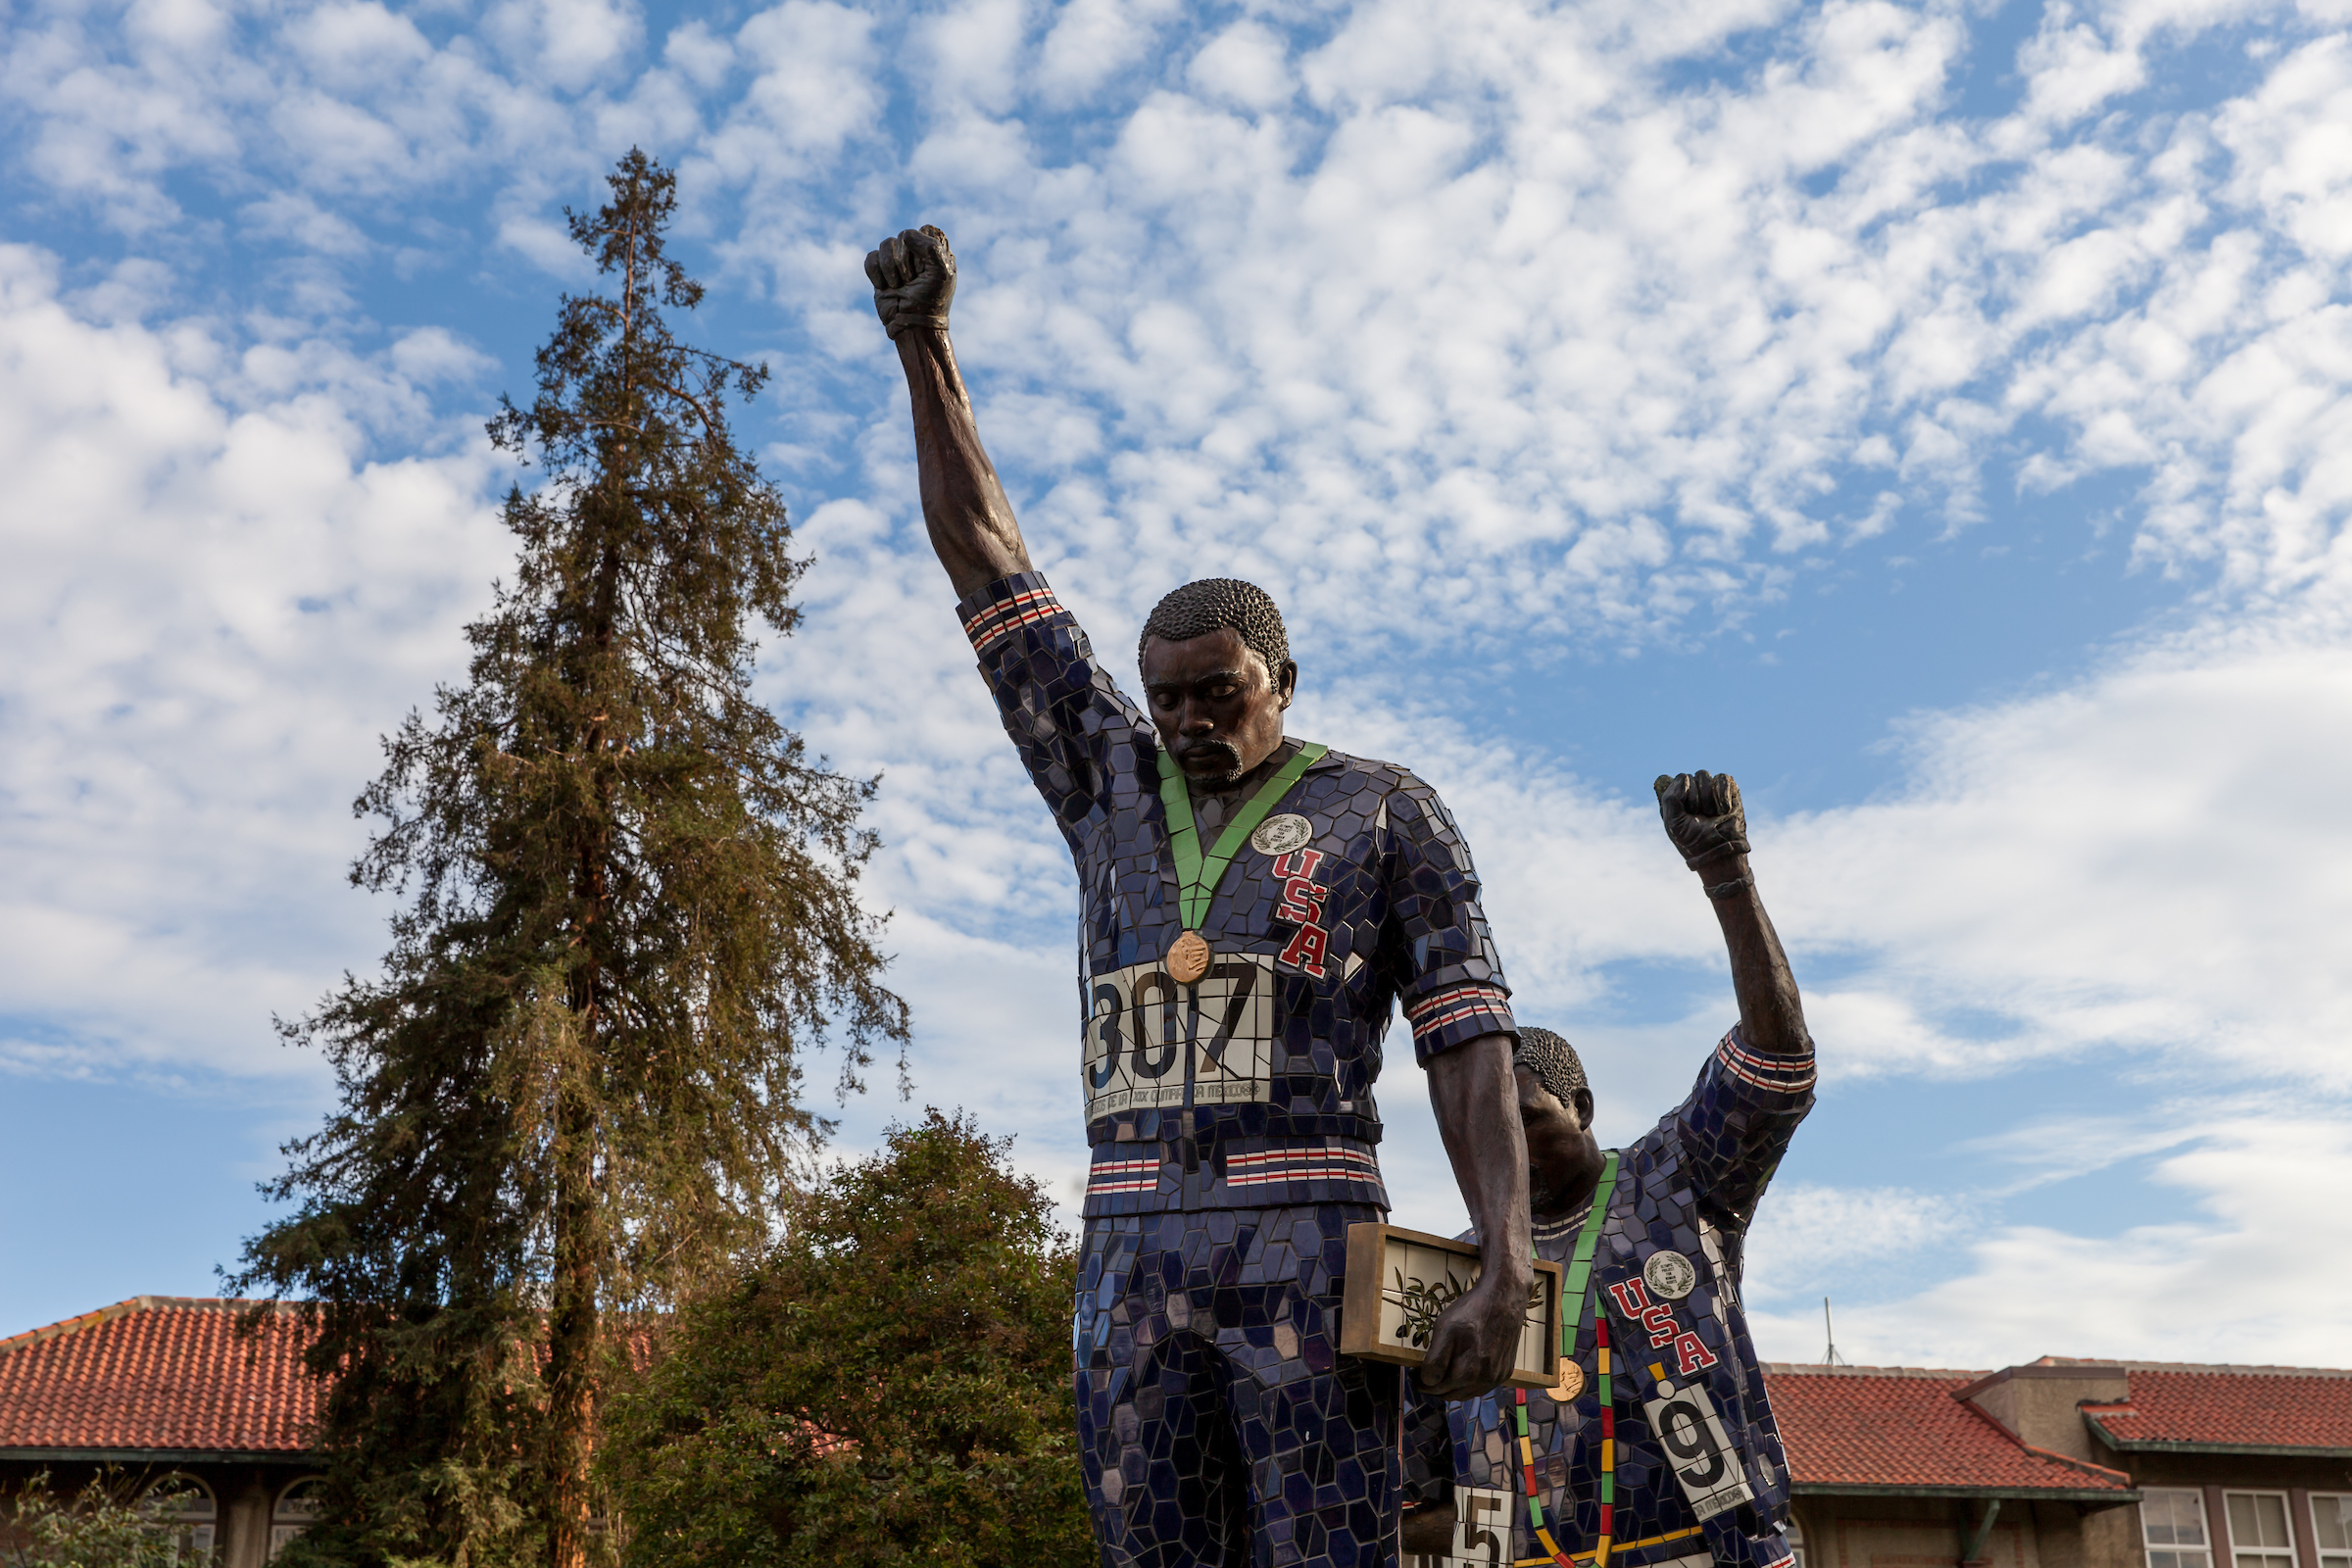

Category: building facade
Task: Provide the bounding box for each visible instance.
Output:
[0,1298,321,1567]
[1774,1359,2352,1568]
[5,1299,2347,1568]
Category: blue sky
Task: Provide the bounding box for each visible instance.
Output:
[3,0,2348,1368]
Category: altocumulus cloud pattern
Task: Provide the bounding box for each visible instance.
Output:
[1,0,2349,1363]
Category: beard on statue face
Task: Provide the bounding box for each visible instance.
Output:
[1179,738,1246,785]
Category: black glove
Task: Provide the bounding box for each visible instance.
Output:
[1654,770,1749,868]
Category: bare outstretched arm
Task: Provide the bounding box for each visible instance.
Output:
[866,225,1032,597]
[1416,1033,1535,1400]
[1654,771,1810,1057]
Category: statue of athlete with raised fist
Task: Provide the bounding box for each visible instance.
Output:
[1399,771,1815,1568]
[867,223,1536,1567]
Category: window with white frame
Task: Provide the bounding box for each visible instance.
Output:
[2308,1494,2350,1568]
[2142,1489,2215,1568]
[270,1479,324,1562]
[141,1476,217,1564]
[2227,1492,2298,1568]
[1785,1514,1806,1568]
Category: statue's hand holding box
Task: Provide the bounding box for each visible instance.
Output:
[1340,1223,1564,1389]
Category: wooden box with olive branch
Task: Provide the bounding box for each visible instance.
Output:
[1338,1223,1564,1389]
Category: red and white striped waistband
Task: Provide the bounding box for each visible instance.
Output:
[1083,1143,1385,1197]
[1222,1146,1382,1189]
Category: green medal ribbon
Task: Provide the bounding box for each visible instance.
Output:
[1559,1150,1619,1339]
[1156,741,1329,930]
[1514,1150,1620,1565]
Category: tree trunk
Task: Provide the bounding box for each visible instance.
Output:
[550,526,622,1568]
[547,1055,598,1568]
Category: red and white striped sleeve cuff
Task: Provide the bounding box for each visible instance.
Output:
[1403,980,1516,1056]
[958,579,1068,656]
[1715,1029,1816,1095]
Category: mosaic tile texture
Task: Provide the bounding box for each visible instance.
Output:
[1405,1031,1816,1568]
[1078,1202,1411,1568]
[956,572,1519,1218]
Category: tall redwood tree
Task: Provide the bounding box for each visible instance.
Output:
[237,148,906,1568]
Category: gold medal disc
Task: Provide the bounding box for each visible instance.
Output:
[1549,1360,1585,1401]
[1168,930,1212,984]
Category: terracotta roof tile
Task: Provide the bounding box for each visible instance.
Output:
[1760,1366,2133,1494]
[2084,1368,2352,1452]
[0,1298,318,1454]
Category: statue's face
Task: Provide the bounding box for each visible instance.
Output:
[1516,1063,1602,1222]
[1141,626,1298,789]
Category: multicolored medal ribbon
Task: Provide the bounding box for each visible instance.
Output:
[1155,740,1328,983]
[1514,1151,1620,1568]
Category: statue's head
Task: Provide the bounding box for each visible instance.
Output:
[1138,578,1298,789]
[1514,1027,1603,1219]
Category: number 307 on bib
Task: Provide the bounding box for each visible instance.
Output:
[1083,953,1277,1118]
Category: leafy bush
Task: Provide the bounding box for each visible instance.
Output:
[2,1473,205,1568]
[603,1111,1090,1567]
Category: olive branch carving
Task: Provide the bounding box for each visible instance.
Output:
[1386,1262,1552,1351]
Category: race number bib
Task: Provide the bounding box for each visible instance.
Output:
[1083,953,1278,1120]
[1642,1379,1755,1521]
[1403,1487,1510,1568]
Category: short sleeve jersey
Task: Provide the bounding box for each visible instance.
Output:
[956,573,1519,1218]
[1406,1030,1816,1568]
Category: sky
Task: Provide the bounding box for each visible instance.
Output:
[3,0,2349,1371]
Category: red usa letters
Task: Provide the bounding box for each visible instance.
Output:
[1272,849,1332,979]
[1606,1275,1720,1377]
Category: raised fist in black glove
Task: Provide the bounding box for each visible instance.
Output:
[865,224,956,340]
[1654,770,1750,869]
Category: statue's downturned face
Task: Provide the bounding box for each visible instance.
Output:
[1140,625,1298,789]
[1517,1063,1602,1222]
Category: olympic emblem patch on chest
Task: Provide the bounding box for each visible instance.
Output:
[1250,812,1313,856]
[1643,1250,1697,1300]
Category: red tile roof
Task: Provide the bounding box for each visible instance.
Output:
[2076,1365,2352,1455]
[6,1301,2344,1473]
[0,1298,318,1455]
[1761,1366,2134,1495]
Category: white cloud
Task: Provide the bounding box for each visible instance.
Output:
[1769,602,2352,1089]
[11,0,2352,1362]
[0,244,507,1081]
[1741,1183,1974,1302]
[1746,1106,2352,1366]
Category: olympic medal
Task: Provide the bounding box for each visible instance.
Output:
[1550,1360,1585,1401]
[1169,930,1212,984]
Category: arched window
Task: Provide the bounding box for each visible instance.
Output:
[1786,1512,1807,1568]
[142,1475,216,1564]
[270,1479,324,1561]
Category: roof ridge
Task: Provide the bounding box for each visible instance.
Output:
[1761,1363,1985,1380]
[2119,1362,2352,1379]
[0,1298,290,1355]
[2034,1354,2352,1378]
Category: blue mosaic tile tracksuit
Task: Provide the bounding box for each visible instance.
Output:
[1404,1031,1815,1568]
[956,573,1521,1568]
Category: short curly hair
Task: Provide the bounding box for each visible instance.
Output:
[1138,578,1292,678]
[1514,1027,1589,1109]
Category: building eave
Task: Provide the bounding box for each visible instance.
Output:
[1792,1483,2141,1505]
[2082,1413,2352,1458]
[0,1446,317,1464]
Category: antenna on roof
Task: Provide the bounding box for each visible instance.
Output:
[1822,1298,1849,1366]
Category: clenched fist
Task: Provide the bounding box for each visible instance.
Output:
[866,225,956,340]
[1654,770,1749,869]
